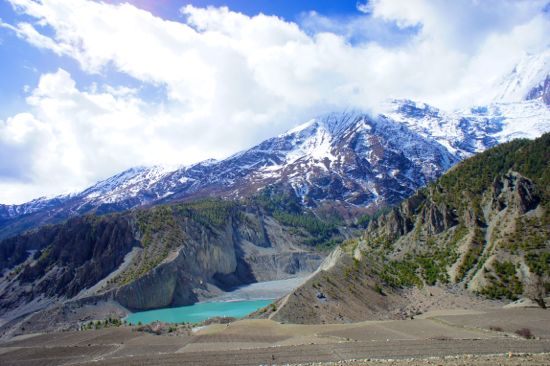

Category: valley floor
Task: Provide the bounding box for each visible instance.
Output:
[1,307,549,366]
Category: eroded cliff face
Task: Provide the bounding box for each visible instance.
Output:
[369,171,547,293]
[0,215,138,315]
[113,209,322,311]
[0,198,329,326]
[267,135,550,324]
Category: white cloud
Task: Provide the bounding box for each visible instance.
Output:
[367,0,549,52]
[0,0,549,203]
[0,69,147,201]
[0,67,315,203]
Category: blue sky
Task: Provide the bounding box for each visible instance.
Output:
[101,1,367,20]
[0,0,548,203]
[0,1,177,119]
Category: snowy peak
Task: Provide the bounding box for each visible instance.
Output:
[526,75,550,106]
[3,94,549,235]
[383,93,550,159]
[280,110,363,139]
[271,110,367,166]
[79,165,181,204]
[242,111,459,207]
[315,110,365,135]
[283,122,334,164]
[492,50,550,103]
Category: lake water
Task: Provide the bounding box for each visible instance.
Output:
[125,299,273,325]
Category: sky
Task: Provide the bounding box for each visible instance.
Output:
[0,0,549,204]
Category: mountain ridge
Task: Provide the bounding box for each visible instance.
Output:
[2,96,549,240]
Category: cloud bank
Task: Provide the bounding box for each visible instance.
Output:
[0,0,549,203]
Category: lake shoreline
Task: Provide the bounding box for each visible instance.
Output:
[201,275,309,303]
[123,276,309,324]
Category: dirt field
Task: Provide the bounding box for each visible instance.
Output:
[1,307,549,366]
[311,353,550,366]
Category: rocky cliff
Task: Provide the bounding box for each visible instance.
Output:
[0,194,338,332]
[264,133,550,323]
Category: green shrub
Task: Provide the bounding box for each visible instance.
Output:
[481,260,523,300]
[374,283,384,295]
[526,252,550,276]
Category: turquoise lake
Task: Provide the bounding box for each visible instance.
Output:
[125,299,273,325]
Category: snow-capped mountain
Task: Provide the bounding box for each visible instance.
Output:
[0,111,457,221]
[382,98,550,159]
[491,50,550,103]
[1,52,549,239]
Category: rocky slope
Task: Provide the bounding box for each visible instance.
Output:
[262,133,550,324]
[0,192,342,334]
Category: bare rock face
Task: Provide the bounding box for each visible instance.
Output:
[0,216,138,314]
[527,75,550,106]
[503,172,540,213]
[113,217,250,310]
[115,261,200,311]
